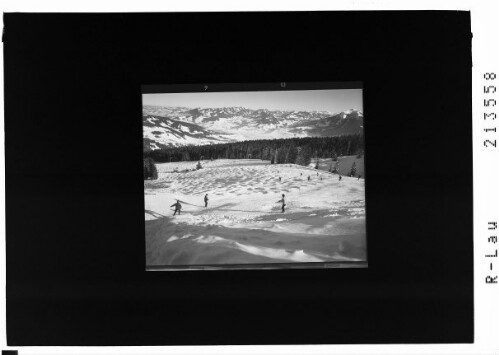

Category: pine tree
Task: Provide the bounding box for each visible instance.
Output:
[196,161,203,170]
[288,145,298,164]
[276,147,287,164]
[315,160,320,169]
[143,160,150,179]
[143,157,158,180]
[332,160,340,174]
[295,146,312,166]
[349,162,357,177]
[151,162,158,179]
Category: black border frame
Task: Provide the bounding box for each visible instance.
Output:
[142,81,363,93]
[4,11,473,345]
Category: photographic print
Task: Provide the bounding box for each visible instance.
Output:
[143,84,367,269]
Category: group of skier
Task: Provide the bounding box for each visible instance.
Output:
[169,192,287,215]
[170,193,209,216]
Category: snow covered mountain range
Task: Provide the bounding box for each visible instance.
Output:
[143,106,363,150]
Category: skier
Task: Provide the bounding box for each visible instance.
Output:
[277,194,286,213]
[308,175,311,181]
[358,174,361,180]
[339,175,342,181]
[300,173,303,176]
[171,200,182,216]
[320,175,323,181]
[317,172,319,176]
[279,176,282,182]
[204,193,209,207]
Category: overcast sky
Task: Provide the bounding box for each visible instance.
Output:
[142,89,363,112]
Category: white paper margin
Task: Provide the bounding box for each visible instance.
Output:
[0,1,497,354]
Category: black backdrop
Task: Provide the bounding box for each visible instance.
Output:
[3,12,473,345]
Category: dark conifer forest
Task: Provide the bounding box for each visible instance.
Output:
[144,134,363,166]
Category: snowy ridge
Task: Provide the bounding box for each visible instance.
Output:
[143,106,363,149]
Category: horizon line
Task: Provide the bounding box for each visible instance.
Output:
[143,105,363,114]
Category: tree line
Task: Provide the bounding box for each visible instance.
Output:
[143,135,363,180]
[145,135,363,164]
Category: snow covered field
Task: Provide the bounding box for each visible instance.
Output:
[144,159,367,269]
